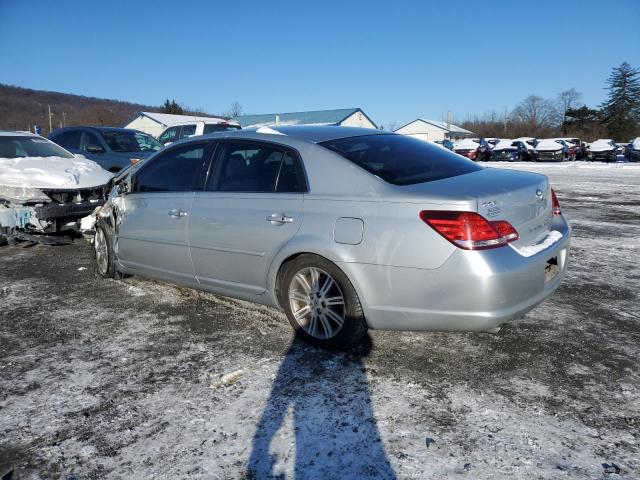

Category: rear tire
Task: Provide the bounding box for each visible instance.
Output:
[280,254,368,350]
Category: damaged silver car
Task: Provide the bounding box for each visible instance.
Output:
[0,131,113,243]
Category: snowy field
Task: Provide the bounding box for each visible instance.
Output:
[1,161,639,479]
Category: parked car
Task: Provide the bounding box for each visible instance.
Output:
[491,139,531,161]
[91,126,570,350]
[454,138,491,161]
[158,119,241,146]
[0,131,111,237]
[435,139,455,151]
[587,139,618,161]
[558,137,586,159]
[533,139,569,162]
[49,127,164,173]
[626,138,640,162]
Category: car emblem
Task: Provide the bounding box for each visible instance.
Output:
[536,189,544,200]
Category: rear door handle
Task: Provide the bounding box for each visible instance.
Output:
[168,209,188,218]
[266,213,293,225]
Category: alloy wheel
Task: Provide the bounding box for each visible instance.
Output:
[288,267,346,339]
[94,228,109,276]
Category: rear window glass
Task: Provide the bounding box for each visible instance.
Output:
[203,124,241,134]
[320,134,481,186]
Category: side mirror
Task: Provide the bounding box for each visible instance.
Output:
[86,144,105,154]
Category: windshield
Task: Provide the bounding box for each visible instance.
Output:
[101,131,163,153]
[320,134,481,186]
[203,123,242,134]
[0,136,74,159]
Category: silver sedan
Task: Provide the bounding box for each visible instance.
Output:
[93,126,571,349]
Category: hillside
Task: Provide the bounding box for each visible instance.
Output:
[0,84,210,134]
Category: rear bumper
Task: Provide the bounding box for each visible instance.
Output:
[342,215,571,332]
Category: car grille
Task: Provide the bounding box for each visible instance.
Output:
[41,185,106,204]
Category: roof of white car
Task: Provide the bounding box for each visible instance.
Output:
[0,130,38,137]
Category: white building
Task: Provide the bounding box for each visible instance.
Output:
[124,112,228,137]
[394,118,475,142]
[235,108,377,129]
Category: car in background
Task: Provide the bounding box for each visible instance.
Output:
[91,126,570,350]
[533,139,568,162]
[558,137,586,159]
[491,139,531,161]
[50,127,164,173]
[158,119,241,146]
[587,139,618,162]
[625,138,640,161]
[514,137,538,156]
[0,131,111,237]
[435,139,455,151]
[454,138,491,161]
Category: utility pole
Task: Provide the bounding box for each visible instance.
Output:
[62,111,67,127]
[48,105,54,134]
[504,105,508,135]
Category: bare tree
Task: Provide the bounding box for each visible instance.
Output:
[511,95,561,134]
[558,88,583,132]
[224,101,243,118]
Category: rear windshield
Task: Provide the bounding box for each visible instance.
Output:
[320,134,481,186]
[203,124,241,134]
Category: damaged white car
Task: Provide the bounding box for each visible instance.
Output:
[0,131,112,242]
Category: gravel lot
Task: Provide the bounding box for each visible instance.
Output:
[1,161,639,479]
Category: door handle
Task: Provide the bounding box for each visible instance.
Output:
[266,213,293,225]
[168,209,188,218]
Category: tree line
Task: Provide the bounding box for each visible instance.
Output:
[459,62,640,141]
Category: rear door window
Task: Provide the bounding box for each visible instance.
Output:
[321,134,481,186]
[51,130,82,150]
[208,141,305,193]
[158,127,179,144]
[134,144,207,193]
[180,124,197,139]
[82,131,103,151]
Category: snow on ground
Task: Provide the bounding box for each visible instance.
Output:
[1,161,639,479]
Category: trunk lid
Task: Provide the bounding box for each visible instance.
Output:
[396,167,552,247]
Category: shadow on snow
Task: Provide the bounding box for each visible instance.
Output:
[247,334,396,479]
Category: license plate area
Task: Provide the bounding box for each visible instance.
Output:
[545,256,560,282]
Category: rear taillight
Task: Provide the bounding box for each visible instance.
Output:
[419,211,519,250]
[551,189,561,215]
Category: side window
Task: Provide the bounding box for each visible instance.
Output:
[209,142,304,193]
[158,127,178,144]
[134,144,205,193]
[83,131,103,151]
[52,130,82,150]
[276,153,304,192]
[180,124,197,139]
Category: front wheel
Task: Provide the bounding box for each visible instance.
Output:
[281,254,368,350]
[94,224,117,278]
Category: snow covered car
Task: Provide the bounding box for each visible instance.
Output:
[157,119,241,146]
[0,131,112,238]
[491,139,531,161]
[587,139,618,161]
[624,138,640,162]
[454,138,491,161]
[533,139,568,162]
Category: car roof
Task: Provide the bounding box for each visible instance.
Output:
[227,125,388,144]
[0,130,38,137]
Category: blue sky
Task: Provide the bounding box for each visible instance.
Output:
[1,0,639,127]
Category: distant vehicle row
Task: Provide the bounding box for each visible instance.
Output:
[446,136,639,162]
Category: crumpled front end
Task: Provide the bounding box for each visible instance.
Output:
[0,184,107,235]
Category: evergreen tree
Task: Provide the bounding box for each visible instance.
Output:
[161,99,184,115]
[600,62,640,141]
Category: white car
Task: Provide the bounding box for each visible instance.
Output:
[158,119,241,145]
[0,131,112,238]
[587,139,617,161]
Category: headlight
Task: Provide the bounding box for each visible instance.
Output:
[0,185,51,204]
